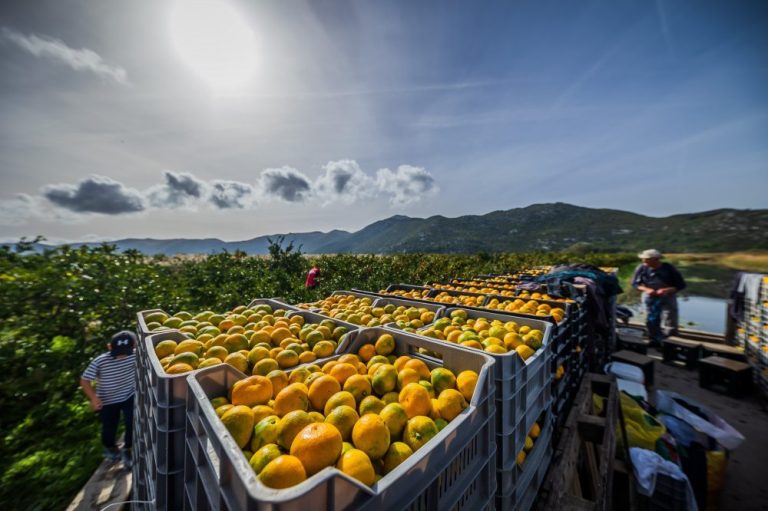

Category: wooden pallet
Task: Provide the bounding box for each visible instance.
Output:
[536,373,620,511]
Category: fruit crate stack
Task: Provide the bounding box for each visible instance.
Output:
[737,275,768,396]
[134,299,335,511]
[182,328,497,510]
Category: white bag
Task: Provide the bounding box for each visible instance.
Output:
[655,390,745,450]
[604,361,645,384]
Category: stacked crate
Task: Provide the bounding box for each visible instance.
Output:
[738,275,768,395]
[182,328,497,510]
[133,299,300,510]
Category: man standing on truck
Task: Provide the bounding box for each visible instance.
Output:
[632,249,687,346]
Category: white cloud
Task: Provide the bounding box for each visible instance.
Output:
[376,165,438,206]
[314,160,375,205]
[1,26,129,85]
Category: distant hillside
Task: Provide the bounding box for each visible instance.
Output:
[25,203,768,255]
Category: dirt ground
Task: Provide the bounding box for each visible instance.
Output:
[647,348,768,511]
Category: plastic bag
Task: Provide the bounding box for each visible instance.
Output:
[656,390,745,451]
[620,392,666,450]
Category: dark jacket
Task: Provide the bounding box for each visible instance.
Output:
[632,262,686,291]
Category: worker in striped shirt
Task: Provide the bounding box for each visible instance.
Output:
[80,330,137,467]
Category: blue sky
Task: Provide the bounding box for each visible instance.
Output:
[0,0,766,242]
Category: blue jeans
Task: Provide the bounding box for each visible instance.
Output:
[100,395,134,449]
[644,294,679,343]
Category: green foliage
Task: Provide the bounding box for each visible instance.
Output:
[0,241,633,510]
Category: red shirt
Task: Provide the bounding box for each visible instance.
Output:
[305,268,320,287]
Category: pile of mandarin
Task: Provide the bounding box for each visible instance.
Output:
[148,305,349,375]
[210,332,479,489]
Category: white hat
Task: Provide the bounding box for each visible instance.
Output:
[638,249,663,259]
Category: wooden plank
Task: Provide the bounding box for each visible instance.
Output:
[66,460,131,511]
[538,373,619,511]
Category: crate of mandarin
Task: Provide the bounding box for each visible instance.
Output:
[183,327,496,511]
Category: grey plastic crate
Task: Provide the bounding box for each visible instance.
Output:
[184,327,496,511]
[497,409,554,496]
[495,439,553,511]
[244,298,300,314]
[285,309,361,344]
[136,308,173,346]
[425,308,553,439]
[496,397,552,468]
[369,296,445,330]
[481,293,575,325]
[431,307,554,385]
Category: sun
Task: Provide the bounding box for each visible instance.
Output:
[171,0,256,94]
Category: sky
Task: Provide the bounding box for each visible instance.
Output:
[0,0,766,243]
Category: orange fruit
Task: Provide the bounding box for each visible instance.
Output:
[253,358,279,376]
[381,391,399,404]
[265,370,289,398]
[429,398,442,421]
[367,363,384,378]
[399,383,432,419]
[338,354,360,366]
[357,344,376,362]
[231,375,273,407]
[324,405,359,441]
[367,355,389,369]
[288,366,311,385]
[249,443,282,475]
[329,363,358,386]
[429,368,456,395]
[166,363,194,374]
[290,422,343,476]
[352,414,391,460]
[298,351,317,364]
[270,327,293,344]
[359,395,385,416]
[403,416,438,451]
[372,364,398,395]
[313,341,336,358]
[436,389,467,421]
[403,359,430,380]
[374,333,396,356]
[397,368,420,390]
[276,410,314,451]
[379,403,408,440]
[308,375,341,412]
[308,411,325,423]
[252,405,276,424]
[516,450,526,467]
[259,455,306,489]
[344,374,372,403]
[393,355,411,372]
[324,391,357,416]
[515,345,535,361]
[336,448,375,486]
[221,405,256,448]
[251,415,280,451]
[529,422,541,439]
[215,403,234,417]
[456,370,478,402]
[273,383,309,417]
[382,441,413,474]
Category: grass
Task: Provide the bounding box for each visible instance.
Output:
[665,251,768,272]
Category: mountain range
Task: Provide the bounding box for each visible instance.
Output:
[25,203,768,255]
